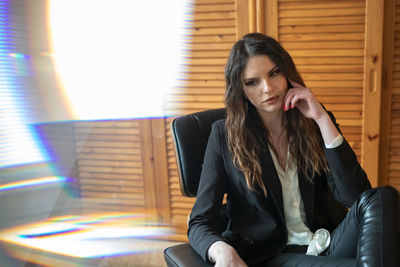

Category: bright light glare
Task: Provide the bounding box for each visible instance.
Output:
[0,213,173,259]
[48,0,191,120]
[0,176,68,192]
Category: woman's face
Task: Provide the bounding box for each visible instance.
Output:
[242,55,288,115]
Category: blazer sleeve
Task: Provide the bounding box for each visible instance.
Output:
[187,121,228,263]
[324,111,372,208]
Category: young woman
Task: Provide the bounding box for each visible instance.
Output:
[188,33,399,266]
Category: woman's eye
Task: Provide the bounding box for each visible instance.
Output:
[244,80,256,86]
[270,68,281,77]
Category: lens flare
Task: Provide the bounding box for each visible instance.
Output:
[0,0,48,168]
[0,213,175,262]
[0,176,69,192]
[47,0,192,120]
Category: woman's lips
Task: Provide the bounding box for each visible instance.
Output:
[264,96,279,103]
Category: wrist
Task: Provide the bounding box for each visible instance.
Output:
[208,241,234,263]
[314,110,330,125]
[314,111,340,145]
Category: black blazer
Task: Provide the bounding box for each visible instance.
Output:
[188,114,371,265]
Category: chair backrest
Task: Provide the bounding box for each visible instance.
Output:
[170,108,226,197]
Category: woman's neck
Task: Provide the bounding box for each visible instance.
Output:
[259,109,285,138]
[259,109,288,169]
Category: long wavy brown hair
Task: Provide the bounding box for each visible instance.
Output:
[225,33,329,196]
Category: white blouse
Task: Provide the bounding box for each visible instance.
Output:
[268,134,343,256]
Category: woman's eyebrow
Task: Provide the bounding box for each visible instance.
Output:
[268,65,279,74]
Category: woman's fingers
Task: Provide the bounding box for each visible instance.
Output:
[284,84,326,119]
[288,93,302,109]
[288,79,304,89]
[284,87,310,110]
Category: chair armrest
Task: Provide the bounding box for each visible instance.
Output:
[164,243,213,267]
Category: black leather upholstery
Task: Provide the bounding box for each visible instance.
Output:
[170,108,226,197]
[164,243,213,267]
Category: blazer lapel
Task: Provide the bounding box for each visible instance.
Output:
[298,171,315,226]
[260,149,285,224]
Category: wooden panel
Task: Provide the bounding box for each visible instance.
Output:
[236,0,250,39]
[280,16,364,26]
[362,0,384,187]
[282,41,364,49]
[139,119,158,220]
[256,0,265,32]
[278,0,366,161]
[73,120,146,214]
[73,117,172,231]
[279,8,365,18]
[151,119,172,223]
[265,0,278,38]
[249,0,257,32]
[387,0,400,192]
[279,1,365,9]
[279,25,365,34]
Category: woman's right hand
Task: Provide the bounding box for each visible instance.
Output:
[208,241,248,267]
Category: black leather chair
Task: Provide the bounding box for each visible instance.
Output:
[163,108,387,267]
[164,108,225,267]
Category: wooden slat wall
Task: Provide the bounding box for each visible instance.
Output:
[278,0,365,158]
[388,0,400,191]
[165,0,235,114]
[73,120,146,213]
[164,0,236,238]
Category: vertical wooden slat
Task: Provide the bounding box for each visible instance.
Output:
[249,0,257,33]
[139,119,158,219]
[265,0,278,39]
[362,0,384,187]
[236,0,250,38]
[256,0,265,32]
[151,119,172,223]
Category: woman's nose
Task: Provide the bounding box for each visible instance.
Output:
[261,80,270,93]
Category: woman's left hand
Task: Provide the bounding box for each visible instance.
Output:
[283,80,326,121]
